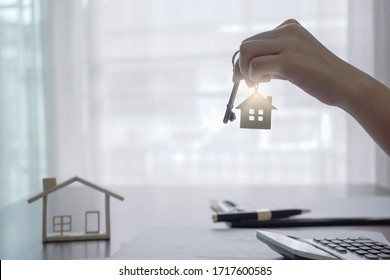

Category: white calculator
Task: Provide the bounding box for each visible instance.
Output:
[256,230,390,260]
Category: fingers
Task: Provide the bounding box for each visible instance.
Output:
[275,18,301,29]
[238,39,282,82]
[232,19,301,85]
[249,55,285,83]
[233,54,286,86]
[242,29,279,43]
[242,19,301,43]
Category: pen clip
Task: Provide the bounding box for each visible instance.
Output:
[211,200,244,213]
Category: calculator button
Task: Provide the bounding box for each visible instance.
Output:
[335,247,347,253]
[347,246,359,251]
[356,250,368,255]
[378,253,390,260]
[365,254,379,260]
[368,249,381,255]
[311,237,390,259]
[355,239,371,243]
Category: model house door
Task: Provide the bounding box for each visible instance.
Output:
[85,211,100,234]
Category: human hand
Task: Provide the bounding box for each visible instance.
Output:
[234,19,390,156]
[233,19,361,107]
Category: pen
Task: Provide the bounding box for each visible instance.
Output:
[212,209,310,223]
[228,217,390,228]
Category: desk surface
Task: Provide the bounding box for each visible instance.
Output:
[1,184,390,259]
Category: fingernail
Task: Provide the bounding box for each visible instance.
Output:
[248,65,255,81]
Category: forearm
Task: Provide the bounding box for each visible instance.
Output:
[235,19,390,156]
[338,68,390,156]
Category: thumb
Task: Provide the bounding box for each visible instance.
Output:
[233,61,257,87]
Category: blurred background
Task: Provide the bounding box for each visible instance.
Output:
[1,0,389,208]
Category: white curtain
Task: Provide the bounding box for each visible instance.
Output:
[2,0,389,207]
[346,0,376,185]
[347,0,390,189]
[0,0,46,207]
[39,0,91,178]
[373,0,390,189]
[43,0,352,188]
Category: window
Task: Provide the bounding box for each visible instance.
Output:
[249,109,255,121]
[2,0,385,208]
[48,0,351,188]
[0,0,46,207]
[53,215,72,234]
[249,108,264,122]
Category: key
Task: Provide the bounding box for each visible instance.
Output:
[223,81,240,123]
[223,50,240,124]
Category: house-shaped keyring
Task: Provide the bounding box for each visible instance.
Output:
[27,176,124,243]
[236,90,277,129]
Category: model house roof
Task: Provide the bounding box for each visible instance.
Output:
[27,176,124,204]
[236,91,277,110]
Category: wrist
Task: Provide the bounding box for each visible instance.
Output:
[334,66,374,114]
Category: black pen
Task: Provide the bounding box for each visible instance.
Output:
[212,209,310,223]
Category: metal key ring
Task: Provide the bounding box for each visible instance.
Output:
[232,50,240,68]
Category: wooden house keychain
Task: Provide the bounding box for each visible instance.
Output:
[223,51,277,129]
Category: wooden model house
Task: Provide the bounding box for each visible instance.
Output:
[27,176,124,243]
[236,91,277,129]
